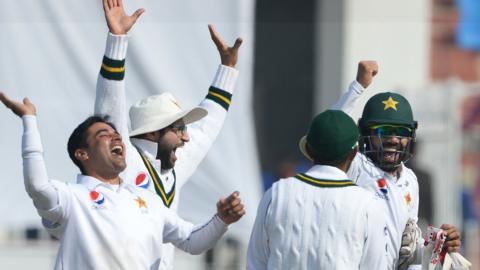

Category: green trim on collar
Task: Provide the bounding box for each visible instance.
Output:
[135,147,176,207]
[295,173,356,188]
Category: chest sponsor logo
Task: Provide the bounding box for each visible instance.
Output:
[135,172,150,189]
[90,190,106,208]
[375,178,389,200]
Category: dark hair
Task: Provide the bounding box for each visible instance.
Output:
[307,143,355,167]
[67,116,116,174]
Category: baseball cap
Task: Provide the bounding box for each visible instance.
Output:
[299,110,359,162]
[129,92,207,137]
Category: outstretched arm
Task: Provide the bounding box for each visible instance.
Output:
[95,0,144,139]
[331,61,378,117]
[174,25,242,186]
[0,92,67,225]
[163,191,245,254]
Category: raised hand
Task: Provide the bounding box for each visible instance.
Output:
[0,92,36,117]
[208,24,243,68]
[216,191,246,224]
[356,60,378,89]
[440,224,461,253]
[103,0,144,35]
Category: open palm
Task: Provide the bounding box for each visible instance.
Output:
[0,92,36,117]
[103,0,144,35]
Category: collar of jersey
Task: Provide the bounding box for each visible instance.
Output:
[77,174,135,192]
[304,165,350,180]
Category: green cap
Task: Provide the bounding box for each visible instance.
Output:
[299,110,359,162]
[359,92,417,129]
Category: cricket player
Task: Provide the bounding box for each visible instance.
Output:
[332,61,462,269]
[0,92,245,269]
[247,110,388,270]
[94,1,242,268]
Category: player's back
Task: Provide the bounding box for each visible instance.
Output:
[266,174,385,270]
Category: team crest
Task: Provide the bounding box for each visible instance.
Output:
[135,172,150,189]
[135,196,149,214]
[405,192,412,207]
[382,96,398,111]
[90,190,105,206]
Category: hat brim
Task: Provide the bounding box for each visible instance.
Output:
[129,107,208,137]
[298,136,313,161]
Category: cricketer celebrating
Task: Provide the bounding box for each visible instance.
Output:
[0,92,245,269]
[94,1,242,268]
[332,61,462,269]
[247,110,388,270]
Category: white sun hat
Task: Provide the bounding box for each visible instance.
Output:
[129,92,208,137]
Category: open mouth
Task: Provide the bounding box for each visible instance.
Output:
[382,150,400,162]
[111,145,124,157]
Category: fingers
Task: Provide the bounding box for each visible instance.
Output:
[131,8,145,22]
[23,97,31,106]
[358,60,378,77]
[0,91,13,108]
[217,191,245,224]
[356,60,378,88]
[440,224,462,253]
[208,24,227,51]
[441,224,461,240]
[103,0,109,12]
[445,239,461,252]
[232,37,243,50]
[107,0,114,10]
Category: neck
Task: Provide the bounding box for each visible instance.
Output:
[85,171,121,185]
[385,165,402,178]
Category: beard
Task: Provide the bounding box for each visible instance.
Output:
[157,145,176,170]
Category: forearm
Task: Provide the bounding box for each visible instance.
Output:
[94,33,129,137]
[22,116,59,210]
[331,80,365,118]
[174,215,228,254]
[175,65,238,183]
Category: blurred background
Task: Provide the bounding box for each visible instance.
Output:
[1,0,480,269]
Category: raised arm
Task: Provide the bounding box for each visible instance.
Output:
[0,92,67,225]
[94,0,143,139]
[174,25,242,186]
[331,61,378,117]
[163,191,245,254]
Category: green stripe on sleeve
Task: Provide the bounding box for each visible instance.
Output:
[206,86,232,110]
[100,56,125,81]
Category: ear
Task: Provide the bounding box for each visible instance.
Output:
[304,143,315,161]
[74,148,89,162]
[140,131,161,142]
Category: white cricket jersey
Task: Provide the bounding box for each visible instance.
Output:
[333,81,420,269]
[348,153,419,269]
[94,33,238,269]
[22,116,228,269]
[247,165,388,270]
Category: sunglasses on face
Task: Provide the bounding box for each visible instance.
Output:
[169,123,187,135]
[369,124,412,137]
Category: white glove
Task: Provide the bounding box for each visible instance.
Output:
[398,218,421,270]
